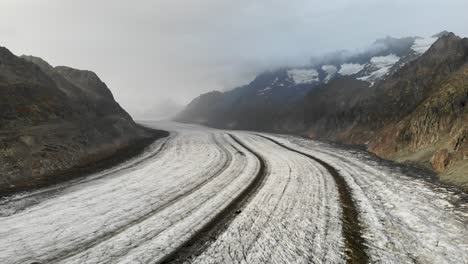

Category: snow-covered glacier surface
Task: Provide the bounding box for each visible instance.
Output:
[275,134,468,264]
[0,122,466,264]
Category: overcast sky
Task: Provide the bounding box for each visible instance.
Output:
[1,0,468,114]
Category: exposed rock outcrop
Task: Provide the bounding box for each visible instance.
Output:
[313,33,468,189]
[431,149,451,171]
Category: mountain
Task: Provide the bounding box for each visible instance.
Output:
[0,48,163,194]
[302,32,468,189]
[177,32,468,190]
[344,33,467,188]
[175,35,437,132]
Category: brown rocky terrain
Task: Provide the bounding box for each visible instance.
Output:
[366,63,468,189]
[308,33,468,190]
[0,47,166,195]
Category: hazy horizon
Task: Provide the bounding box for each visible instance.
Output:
[1,0,468,115]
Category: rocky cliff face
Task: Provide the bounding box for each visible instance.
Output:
[304,33,468,189]
[367,62,468,188]
[0,47,157,194]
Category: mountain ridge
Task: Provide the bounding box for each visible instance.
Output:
[0,47,164,195]
[177,32,468,190]
[175,34,438,132]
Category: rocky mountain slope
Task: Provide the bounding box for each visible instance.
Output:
[303,33,468,190]
[0,47,163,195]
[175,35,436,132]
[177,32,468,190]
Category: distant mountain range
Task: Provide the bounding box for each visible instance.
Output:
[0,48,163,194]
[175,33,439,131]
[176,31,468,190]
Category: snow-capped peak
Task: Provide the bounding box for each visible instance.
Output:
[358,54,400,83]
[411,36,438,54]
[321,65,338,83]
[287,69,319,84]
[338,63,365,76]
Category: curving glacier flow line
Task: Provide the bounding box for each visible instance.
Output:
[158,134,269,263]
[185,132,344,263]
[0,129,259,264]
[267,134,468,264]
[255,134,369,264]
[1,122,467,264]
[0,134,172,216]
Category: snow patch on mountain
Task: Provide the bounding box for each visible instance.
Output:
[338,63,365,76]
[358,54,400,82]
[287,69,319,84]
[258,86,272,95]
[412,36,438,54]
[321,65,338,82]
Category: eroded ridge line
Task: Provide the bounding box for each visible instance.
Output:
[256,134,369,264]
[159,133,269,264]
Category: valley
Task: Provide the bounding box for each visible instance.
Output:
[1,4,467,262]
[1,122,466,264]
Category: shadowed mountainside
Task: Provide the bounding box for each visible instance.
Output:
[175,35,428,133]
[0,48,165,195]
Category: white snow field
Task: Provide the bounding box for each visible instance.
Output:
[287,69,319,84]
[412,36,438,54]
[338,63,365,76]
[358,54,400,83]
[322,65,338,83]
[0,122,467,264]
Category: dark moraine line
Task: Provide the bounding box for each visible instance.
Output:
[0,127,170,198]
[159,134,269,264]
[43,133,235,263]
[0,133,172,217]
[256,134,369,264]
